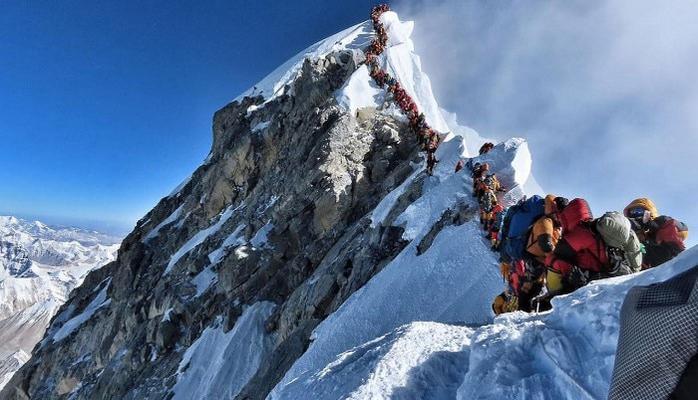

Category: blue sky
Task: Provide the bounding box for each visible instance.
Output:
[0,0,376,234]
[2,0,696,245]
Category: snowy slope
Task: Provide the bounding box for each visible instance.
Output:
[0,216,119,388]
[273,246,698,400]
[270,137,533,399]
[5,8,654,400]
[235,21,373,104]
[171,302,276,400]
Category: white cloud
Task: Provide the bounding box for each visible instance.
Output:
[395,0,698,245]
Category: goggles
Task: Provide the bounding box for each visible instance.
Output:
[626,207,647,219]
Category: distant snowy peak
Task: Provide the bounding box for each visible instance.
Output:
[0,216,120,274]
[0,216,120,390]
[0,216,120,247]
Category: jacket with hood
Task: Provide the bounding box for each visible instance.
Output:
[547,198,608,275]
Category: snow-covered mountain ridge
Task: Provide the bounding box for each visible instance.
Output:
[0,216,119,389]
[2,9,690,400]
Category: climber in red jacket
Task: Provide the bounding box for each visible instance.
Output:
[545,198,609,294]
[623,199,688,268]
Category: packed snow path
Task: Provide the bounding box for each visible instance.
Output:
[272,242,698,399]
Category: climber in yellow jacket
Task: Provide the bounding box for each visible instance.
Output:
[525,195,568,265]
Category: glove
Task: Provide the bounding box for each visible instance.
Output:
[566,266,588,289]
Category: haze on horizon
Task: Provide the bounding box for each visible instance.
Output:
[1,0,696,246]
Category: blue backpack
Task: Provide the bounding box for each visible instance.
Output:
[501,195,546,261]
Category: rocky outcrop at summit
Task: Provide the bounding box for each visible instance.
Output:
[2,45,426,399]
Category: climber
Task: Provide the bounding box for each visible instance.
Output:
[479,142,495,155]
[525,195,568,265]
[545,198,614,295]
[455,159,465,173]
[472,163,489,197]
[594,211,644,274]
[623,198,688,268]
[488,204,505,250]
[426,151,438,176]
[479,187,498,229]
[418,127,431,150]
[496,254,549,313]
[485,174,505,194]
[425,134,439,176]
[492,290,518,316]
[499,195,546,264]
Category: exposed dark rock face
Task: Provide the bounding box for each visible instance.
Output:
[2,49,427,400]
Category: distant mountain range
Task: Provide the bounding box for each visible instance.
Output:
[0,216,120,388]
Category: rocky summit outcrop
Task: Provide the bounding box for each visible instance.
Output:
[1,45,431,399]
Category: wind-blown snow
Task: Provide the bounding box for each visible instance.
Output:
[165,206,238,275]
[52,280,111,343]
[171,302,276,400]
[273,321,472,400]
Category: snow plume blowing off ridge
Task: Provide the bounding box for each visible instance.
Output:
[5,7,694,400]
[393,0,698,243]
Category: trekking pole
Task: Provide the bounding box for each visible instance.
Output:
[534,277,548,314]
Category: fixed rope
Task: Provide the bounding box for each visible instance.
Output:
[364,5,440,165]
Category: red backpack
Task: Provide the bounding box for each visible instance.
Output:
[558,198,593,232]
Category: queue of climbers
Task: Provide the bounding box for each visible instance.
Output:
[463,162,691,314]
[365,4,440,176]
[364,5,689,315]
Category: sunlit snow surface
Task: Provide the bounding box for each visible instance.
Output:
[272,222,697,399]
[270,138,531,400]
[235,21,373,104]
[154,8,680,399]
[171,302,276,400]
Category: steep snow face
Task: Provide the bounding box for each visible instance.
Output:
[335,11,451,140]
[271,139,534,398]
[171,302,276,400]
[273,321,472,400]
[234,21,373,103]
[0,216,119,389]
[272,228,697,398]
